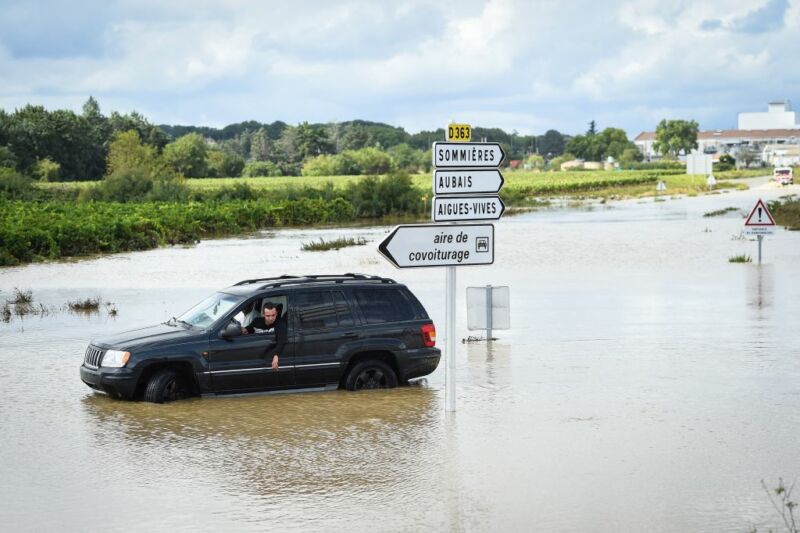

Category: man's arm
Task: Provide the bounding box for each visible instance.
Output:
[271,319,287,371]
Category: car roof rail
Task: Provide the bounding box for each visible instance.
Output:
[249,273,397,290]
[234,275,300,286]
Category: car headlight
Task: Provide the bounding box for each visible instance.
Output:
[101,350,130,368]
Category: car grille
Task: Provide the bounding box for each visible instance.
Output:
[84,345,105,369]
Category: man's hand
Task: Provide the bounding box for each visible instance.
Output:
[271,355,279,371]
[241,327,248,335]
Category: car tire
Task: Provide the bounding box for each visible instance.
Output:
[143,369,182,403]
[344,360,398,391]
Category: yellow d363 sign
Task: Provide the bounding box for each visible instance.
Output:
[447,123,471,142]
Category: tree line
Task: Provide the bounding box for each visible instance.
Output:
[0,97,663,182]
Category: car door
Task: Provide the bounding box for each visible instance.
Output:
[208,301,294,393]
[290,290,356,387]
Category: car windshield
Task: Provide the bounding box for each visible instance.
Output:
[177,293,242,329]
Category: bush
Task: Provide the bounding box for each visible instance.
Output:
[162,133,208,178]
[350,147,393,175]
[0,167,33,199]
[625,161,684,170]
[345,171,423,217]
[206,150,245,178]
[243,161,282,177]
[302,154,343,176]
[34,158,61,182]
[148,178,191,202]
[96,167,154,202]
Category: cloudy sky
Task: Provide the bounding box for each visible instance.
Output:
[1,0,798,136]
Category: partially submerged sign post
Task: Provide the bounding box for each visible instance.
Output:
[744,198,776,264]
[377,123,505,413]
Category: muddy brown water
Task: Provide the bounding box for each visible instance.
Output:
[1,179,799,531]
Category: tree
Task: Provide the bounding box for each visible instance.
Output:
[249,127,272,161]
[538,130,565,157]
[0,145,17,169]
[206,149,245,177]
[294,122,333,159]
[105,130,158,177]
[162,133,208,177]
[525,154,545,170]
[653,119,699,158]
[341,124,370,150]
[81,96,111,179]
[737,145,759,168]
[587,120,597,136]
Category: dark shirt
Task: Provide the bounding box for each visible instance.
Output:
[246,315,287,359]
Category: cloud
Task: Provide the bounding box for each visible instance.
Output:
[0,0,798,136]
[728,0,789,33]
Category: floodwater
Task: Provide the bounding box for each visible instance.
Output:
[1,178,799,532]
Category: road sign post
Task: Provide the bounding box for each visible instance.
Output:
[744,198,776,264]
[377,124,506,414]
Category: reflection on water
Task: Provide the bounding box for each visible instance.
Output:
[1,185,800,531]
[747,264,773,313]
[82,388,441,499]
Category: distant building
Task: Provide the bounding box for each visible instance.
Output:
[634,101,800,162]
[738,101,800,130]
[762,144,800,166]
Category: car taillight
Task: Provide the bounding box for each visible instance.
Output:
[421,323,436,347]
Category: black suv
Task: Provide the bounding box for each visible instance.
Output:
[80,274,440,403]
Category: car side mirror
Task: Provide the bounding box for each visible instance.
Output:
[220,321,242,339]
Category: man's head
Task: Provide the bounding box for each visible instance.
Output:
[262,302,279,325]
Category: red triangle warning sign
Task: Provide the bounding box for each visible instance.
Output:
[744,198,776,226]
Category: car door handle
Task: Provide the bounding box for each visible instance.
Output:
[339,332,359,339]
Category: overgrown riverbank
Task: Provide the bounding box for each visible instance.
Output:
[1,169,766,266]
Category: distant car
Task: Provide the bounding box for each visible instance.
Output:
[773,167,794,186]
[80,274,440,403]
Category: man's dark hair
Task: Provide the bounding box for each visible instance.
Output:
[263,302,278,310]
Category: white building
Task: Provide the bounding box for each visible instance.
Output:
[762,144,800,166]
[634,101,800,162]
[738,101,800,130]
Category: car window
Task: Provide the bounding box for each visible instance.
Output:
[294,292,338,330]
[333,291,355,327]
[178,293,241,328]
[354,289,416,324]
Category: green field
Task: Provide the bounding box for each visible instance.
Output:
[38,168,766,198]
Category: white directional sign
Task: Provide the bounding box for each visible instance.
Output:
[744,198,776,235]
[433,169,505,195]
[432,142,505,168]
[432,196,505,222]
[378,223,494,268]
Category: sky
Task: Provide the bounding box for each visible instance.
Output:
[1,0,799,136]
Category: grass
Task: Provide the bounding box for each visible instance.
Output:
[9,287,32,304]
[67,297,101,312]
[704,207,740,217]
[301,236,367,251]
[728,254,752,263]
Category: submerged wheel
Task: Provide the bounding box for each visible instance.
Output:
[143,369,182,403]
[345,360,398,391]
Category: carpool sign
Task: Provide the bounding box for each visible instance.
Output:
[377,223,494,268]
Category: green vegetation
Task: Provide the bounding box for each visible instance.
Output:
[67,297,101,312]
[703,207,740,217]
[301,237,367,251]
[654,119,699,158]
[728,254,752,263]
[770,196,800,230]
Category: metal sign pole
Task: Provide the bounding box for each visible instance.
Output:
[445,266,457,412]
[485,284,493,341]
[758,235,763,264]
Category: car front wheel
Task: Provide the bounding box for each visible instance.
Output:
[344,360,398,391]
[143,369,182,403]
